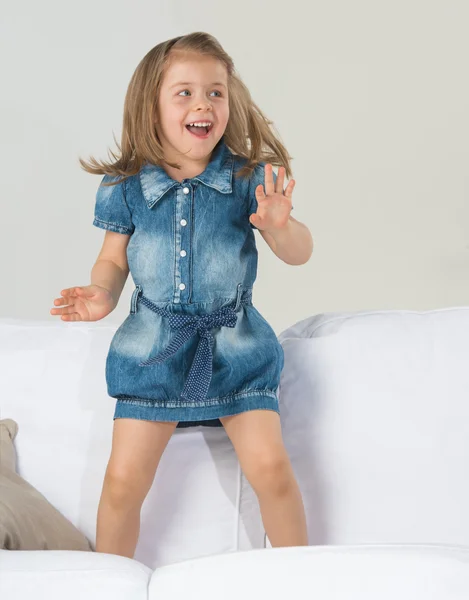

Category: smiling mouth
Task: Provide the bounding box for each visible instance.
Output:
[185,123,214,137]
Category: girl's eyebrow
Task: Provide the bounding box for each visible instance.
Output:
[170,81,227,89]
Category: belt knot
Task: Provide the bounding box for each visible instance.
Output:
[137,298,241,403]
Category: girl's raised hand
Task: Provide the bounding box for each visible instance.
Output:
[249,164,295,232]
[50,285,116,322]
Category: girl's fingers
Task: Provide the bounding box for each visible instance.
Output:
[54,296,73,306]
[255,184,266,199]
[61,313,81,322]
[61,287,81,296]
[55,295,71,304]
[53,287,81,308]
[276,166,285,195]
[58,287,84,302]
[264,164,275,196]
[73,287,89,296]
[284,179,295,199]
[250,213,262,228]
[51,305,75,315]
[52,288,86,319]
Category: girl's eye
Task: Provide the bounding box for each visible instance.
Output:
[177,90,222,97]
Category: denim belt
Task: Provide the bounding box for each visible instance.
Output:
[136,288,251,403]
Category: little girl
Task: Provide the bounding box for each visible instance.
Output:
[50,32,313,559]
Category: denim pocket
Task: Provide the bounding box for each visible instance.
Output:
[250,305,285,373]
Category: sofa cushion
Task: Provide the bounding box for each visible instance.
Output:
[0,419,92,551]
[0,549,151,600]
[148,545,469,600]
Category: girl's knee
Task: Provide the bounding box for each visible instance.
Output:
[245,452,293,496]
[103,463,148,507]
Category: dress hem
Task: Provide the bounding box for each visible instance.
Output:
[112,389,279,424]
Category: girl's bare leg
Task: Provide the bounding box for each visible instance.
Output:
[95,418,177,558]
[220,410,308,547]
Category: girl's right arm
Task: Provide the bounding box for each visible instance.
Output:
[91,230,131,306]
[50,231,131,322]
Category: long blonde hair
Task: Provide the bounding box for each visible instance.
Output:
[79,32,293,186]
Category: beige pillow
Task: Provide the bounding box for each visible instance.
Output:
[0,418,93,551]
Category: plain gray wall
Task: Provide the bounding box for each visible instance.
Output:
[1,1,468,334]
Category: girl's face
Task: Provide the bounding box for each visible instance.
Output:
[155,53,229,169]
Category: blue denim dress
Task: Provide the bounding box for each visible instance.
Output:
[92,137,284,428]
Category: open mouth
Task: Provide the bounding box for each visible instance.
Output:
[185,122,213,138]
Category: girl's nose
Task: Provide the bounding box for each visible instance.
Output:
[192,96,212,110]
[195,102,211,111]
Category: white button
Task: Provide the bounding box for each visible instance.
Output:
[179,283,186,290]
[180,250,187,257]
[180,219,187,226]
[183,187,190,194]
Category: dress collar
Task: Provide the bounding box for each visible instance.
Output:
[139,137,234,209]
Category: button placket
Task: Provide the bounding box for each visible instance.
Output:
[175,183,191,301]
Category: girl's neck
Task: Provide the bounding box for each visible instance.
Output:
[162,159,209,183]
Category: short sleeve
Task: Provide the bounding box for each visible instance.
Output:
[92,175,135,235]
[247,163,293,230]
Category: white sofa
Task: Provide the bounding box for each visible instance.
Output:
[1,306,469,599]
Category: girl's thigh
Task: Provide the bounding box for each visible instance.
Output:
[220,410,290,480]
[106,418,178,492]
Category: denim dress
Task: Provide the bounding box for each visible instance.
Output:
[92,137,285,428]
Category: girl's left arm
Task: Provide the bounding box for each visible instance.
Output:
[259,215,313,265]
[249,164,313,265]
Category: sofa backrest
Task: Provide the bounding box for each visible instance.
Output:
[277,307,469,548]
[3,306,468,565]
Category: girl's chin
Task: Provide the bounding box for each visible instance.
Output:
[163,134,220,158]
